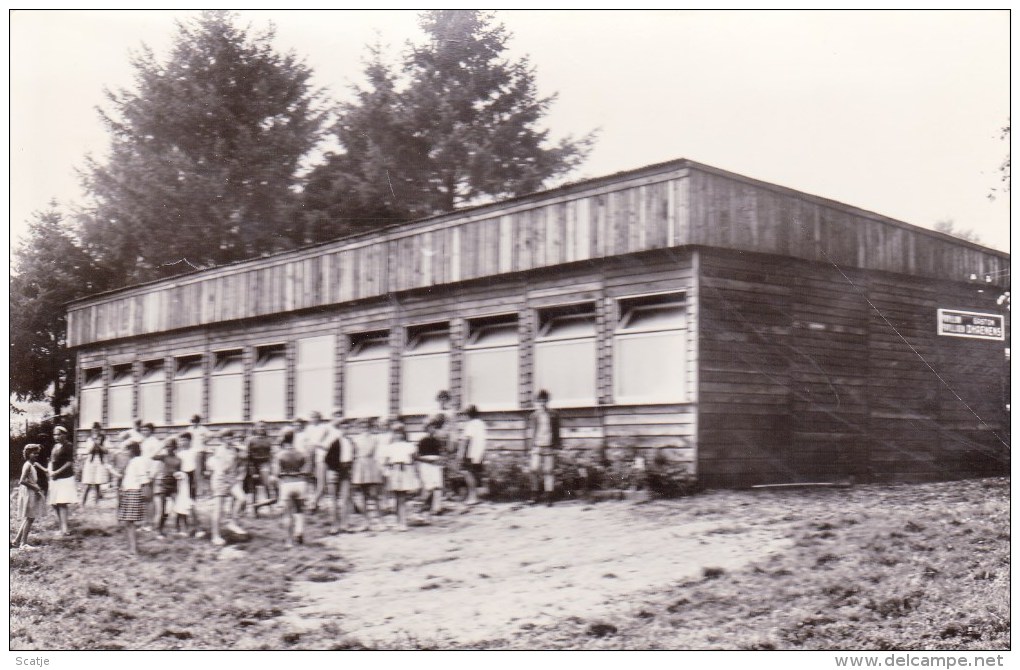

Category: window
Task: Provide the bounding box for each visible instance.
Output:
[534,304,598,407]
[172,355,204,424]
[108,364,134,428]
[79,367,104,428]
[210,349,244,423]
[614,293,687,404]
[401,324,451,414]
[295,335,335,419]
[344,331,390,418]
[251,344,287,422]
[139,360,166,425]
[464,315,519,410]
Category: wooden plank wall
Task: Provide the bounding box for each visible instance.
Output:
[697,248,1009,487]
[75,251,699,466]
[68,169,691,347]
[687,169,1010,291]
[68,162,1008,350]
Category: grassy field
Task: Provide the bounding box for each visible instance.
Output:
[9,477,1010,650]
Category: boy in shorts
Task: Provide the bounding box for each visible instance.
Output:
[208,431,248,546]
[527,389,561,506]
[274,429,312,546]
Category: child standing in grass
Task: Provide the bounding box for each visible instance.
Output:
[12,444,46,550]
[415,417,446,525]
[208,431,249,547]
[117,442,148,555]
[171,470,194,537]
[274,429,311,546]
[79,422,110,506]
[381,423,419,532]
[151,438,182,540]
[350,418,384,532]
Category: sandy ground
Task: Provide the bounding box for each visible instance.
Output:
[283,499,793,646]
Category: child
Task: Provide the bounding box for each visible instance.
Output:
[137,423,162,531]
[415,417,446,524]
[171,470,194,537]
[381,423,419,532]
[117,442,148,555]
[350,418,384,532]
[324,415,355,535]
[304,411,332,513]
[151,438,182,539]
[80,422,110,506]
[245,421,277,516]
[527,389,562,506]
[48,426,76,536]
[274,429,311,546]
[377,417,398,517]
[12,444,47,549]
[208,431,249,546]
[174,432,205,537]
[459,405,488,506]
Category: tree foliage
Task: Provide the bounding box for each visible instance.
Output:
[80,10,325,286]
[933,218,981,244]
[301,10,594,241]
[10,206,106,415]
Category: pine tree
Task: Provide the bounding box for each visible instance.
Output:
[81,11,325,285]
[301,10,594,241]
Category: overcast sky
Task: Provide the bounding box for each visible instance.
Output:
[9,9,1011,254]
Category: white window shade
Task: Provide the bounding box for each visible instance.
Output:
[464,319,519,410]
[464,347,519,410]
[139,361,166,425]
[172,355,204,424]
[79,368,104,428]
[534,339,597,407]
[295,335,334,419]
[108,365,134,428]
[210,351,244,423]
[534,307,597,408]
[252,345,287,422]
[345,332,390,418]
[345,359,390,418]
[401,326,450,414]
[614,296,687,404]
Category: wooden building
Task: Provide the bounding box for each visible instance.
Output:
[66,159,1010,486]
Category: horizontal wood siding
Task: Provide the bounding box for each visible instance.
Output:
[697,248,1009,487]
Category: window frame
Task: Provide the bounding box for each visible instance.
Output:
[172,353,205,425]
[107,363,135,428]
[344,330,391,418]
[251,343,287,422]
[533,303,598,408]
[463,314,520,411]
[400,323,452,415]
[78,367,104,428]
[139,359,167,425]
[294,334,335,420]
[209,348,244,424]
[613,292,688,405]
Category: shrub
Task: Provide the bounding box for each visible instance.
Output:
[644,447,700,498]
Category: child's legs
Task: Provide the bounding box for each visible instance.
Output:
[338,478,351,529]
[125,522,137,553]
[395,491,407,527]
[56,504,69,533]
[13,517,30,544]
[211,496,224,538]
[154,494,166,530]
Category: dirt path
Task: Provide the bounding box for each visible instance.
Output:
[283,500,793,646]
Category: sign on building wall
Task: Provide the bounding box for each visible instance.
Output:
[937,309,1005,341]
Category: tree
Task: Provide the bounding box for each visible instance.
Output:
[933,218,981,244]
[989,120,1010,201]
[300,10,595,240]
[10,205,105,415]
[80,10,325,286]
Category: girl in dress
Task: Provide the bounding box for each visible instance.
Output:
[117,442,148,555]
[381,423,420,532]
[48,426,76,536]
[80,423,111,506]
[171,470,194,537]
[12,444,47,549]
[350,418,384,532]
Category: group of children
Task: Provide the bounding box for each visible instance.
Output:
[12,389,564,554]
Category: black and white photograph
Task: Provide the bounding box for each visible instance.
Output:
[8,9,1010,661]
